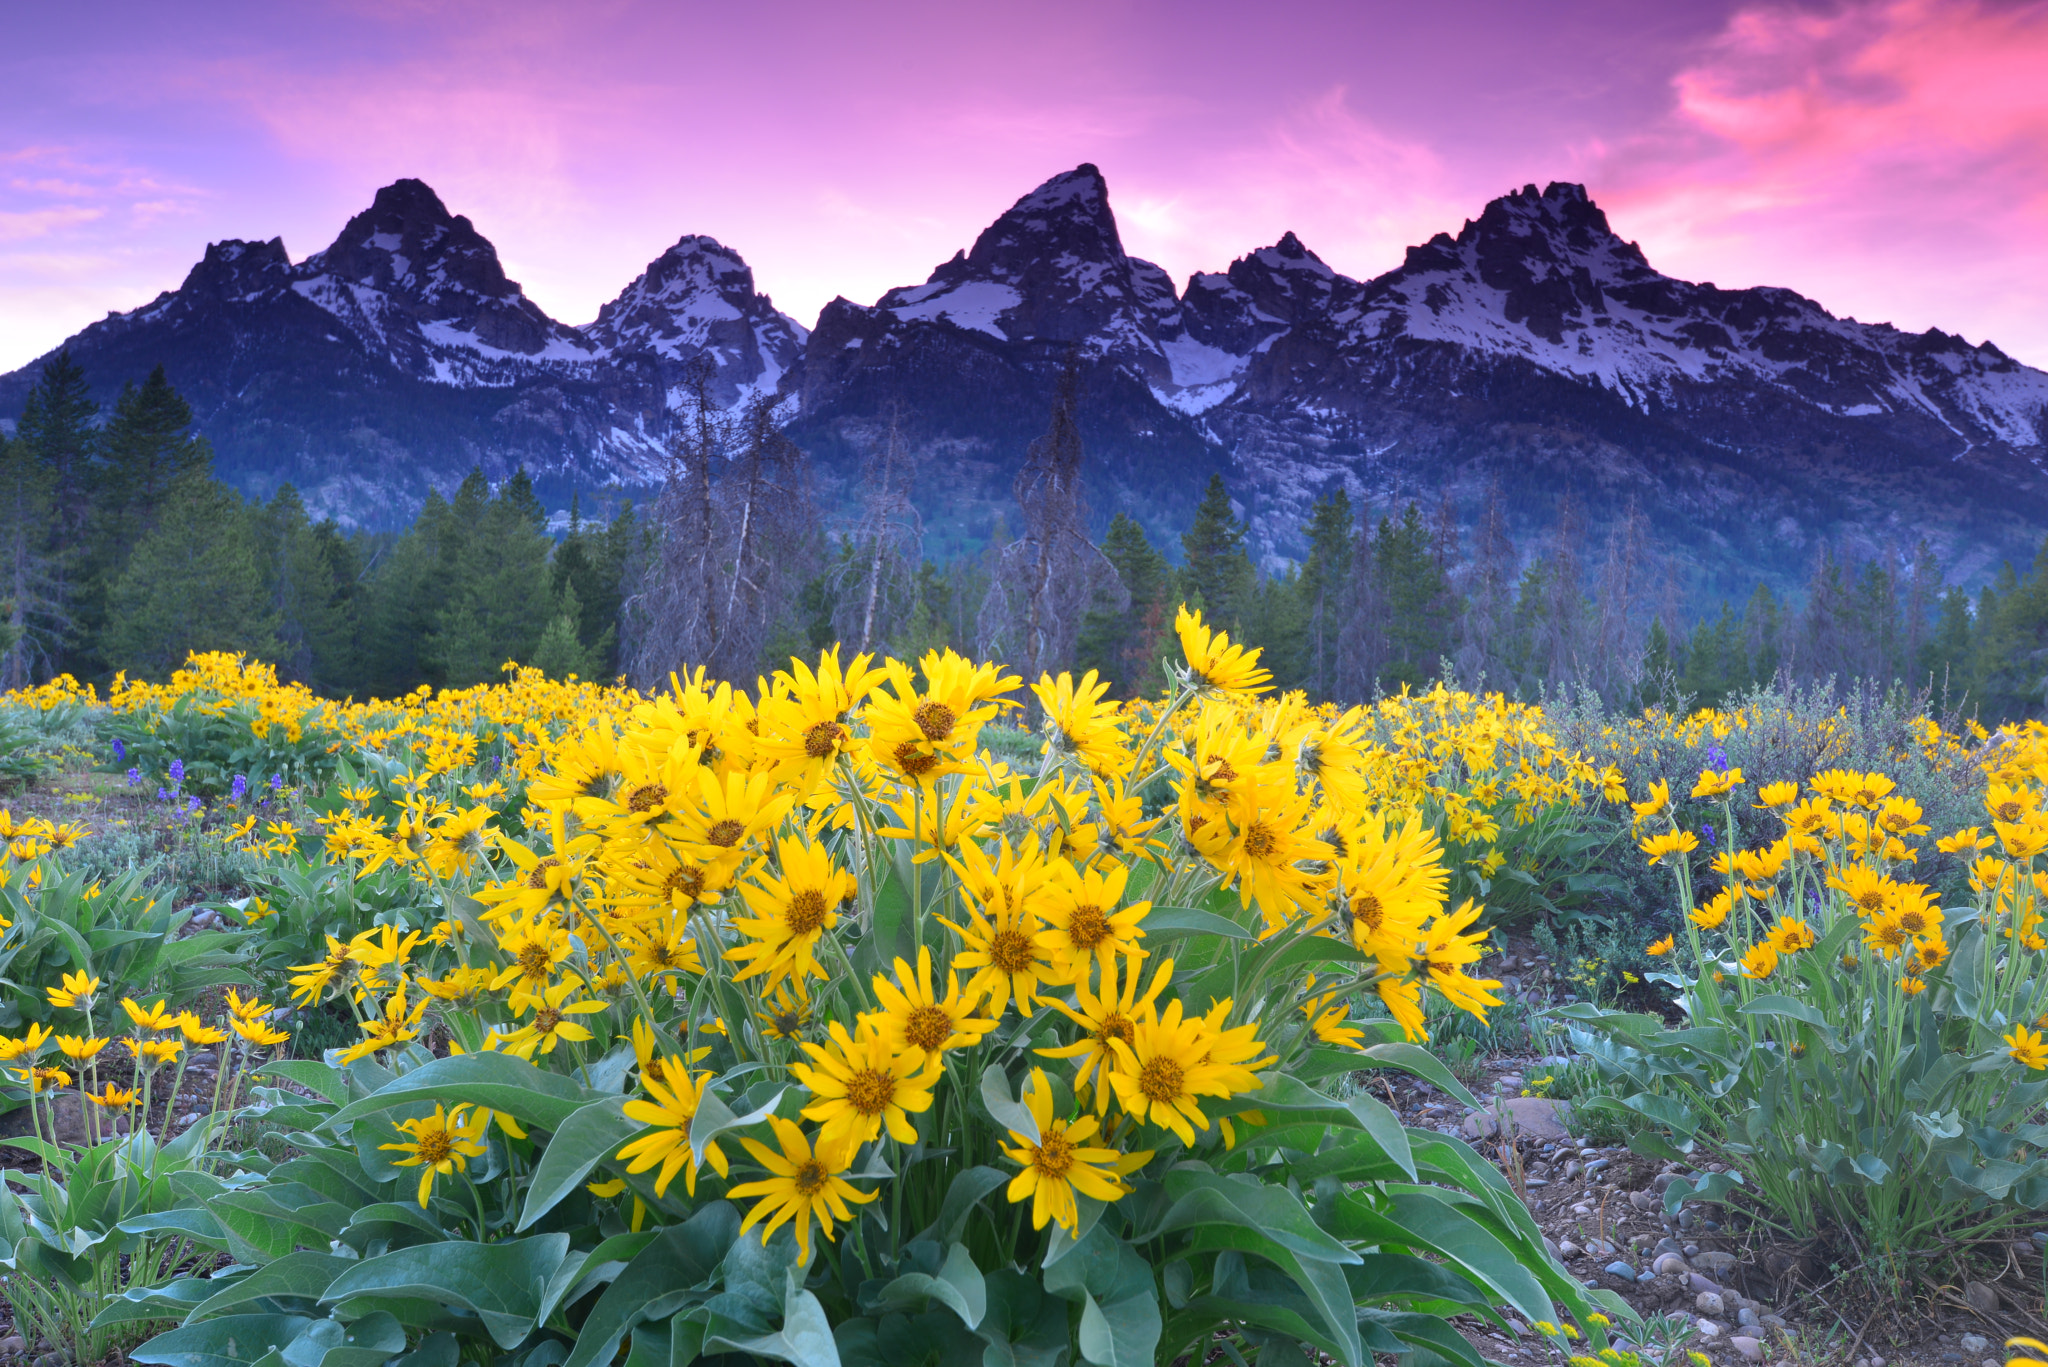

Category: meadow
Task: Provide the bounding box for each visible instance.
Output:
[0,610,2041,1367]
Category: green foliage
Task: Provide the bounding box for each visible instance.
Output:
[0,864,250,1031]
[104,471,280,677]
[1178,474,1254,630]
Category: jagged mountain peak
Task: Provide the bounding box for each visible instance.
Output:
[584,233,806,403]
[179,237,293,302]
[307,176,522,304]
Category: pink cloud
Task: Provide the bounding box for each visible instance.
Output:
[1596,0,2048,362]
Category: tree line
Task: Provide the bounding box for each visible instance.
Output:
[12,348,2048,720]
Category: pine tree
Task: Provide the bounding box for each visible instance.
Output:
[1075,513,1171,695]
[14,349,98,563]
[360,491,456,694]
[262,486,353,689]
[1298,490,1354,700]
[103,472,277,676]
[428,470,555,686]
[0,437,60,686]
[1743,583,1784,688]
[530,581,597,680]
[1637,617,1677,711]
[1179,474,1253,628]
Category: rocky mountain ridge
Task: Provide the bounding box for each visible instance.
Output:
[6,169,2046,593]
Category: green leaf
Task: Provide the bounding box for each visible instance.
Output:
[685,1083,785,1167]
[1042,1224,1159,1367]
[1358,1041,1480,1109]
[186,1253,352,1321]
[131,1315,318,1367]
[91,1279,220,1330]
[870,1241,986,1330]
[518,1096,638,1231]
[279,1312,406,1367]
[1663,1169,1744,1215]
[1323,1189,1554,1327]
[256,1061,350,1106]
[561,1214,738,1367]
[1738,994,1832,1032]
[978,1063,1038,1144]
[702,1266,840,1367]
[1140,1169,1360,1265]
[923,1166,1009,1245]
[325,1053,593,1134]
[1137,907,1256,940]
[974,1269,1071,1367]
[318,1234,570,1349]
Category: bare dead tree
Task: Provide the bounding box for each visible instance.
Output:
[715,394,822,676]
[1538,492,1588,689]
[620,361,729,686]
[978,367,1125,680]
[1455,479,1517,684]
[830,406,924,653]
[1592,497,1652,701]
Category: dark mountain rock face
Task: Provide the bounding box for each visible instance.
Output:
[5,171,2045,593]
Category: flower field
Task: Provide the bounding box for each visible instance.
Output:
[0,609,2041,1367]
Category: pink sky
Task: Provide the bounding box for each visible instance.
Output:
[5,0,2047,373]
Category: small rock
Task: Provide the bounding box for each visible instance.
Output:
[1961,1336,1990,1356]
[1461,1096,1575,1141]
[1629,1190,1657,1211]
[1580,1147,1599,1157]
[179,1110,202,1125]
[1604,1260,1638,1281]
[1542,1237,1562,1260]
[35,1354,66,1367]
[1962,1281,2001,1314]
[1564,1160,1582,1179]
[1989,1360,2006,1367]
[1652,1253,1689,1276]
[0,1337,24,1355]
[1697,1320,1721,1339]
[1696,1291,1725,1316]
[188,1050,217,1066]
[1730,1335,1765,1362]
[1584,1158,1611,1177]
[1558,1241,1582,1259]
[1524,1177,1549,1188]
[1654,1236,1685,1255]
[1872,1356,1886,1366]
[1738,1307,1760,1327]
[1693,1250,1738,1273]
[1688,1273,1724,1295]
[1571,1202,1593,1216]
[1653,1171,1679,1191]
[1760,1315,1786,1332]
[1685,1243,1701,1257]
[1677,1211,1696,1230]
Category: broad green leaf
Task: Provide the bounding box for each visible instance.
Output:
[685,1084,785,1167]
[1137,907,1256,940]
[518,1096,638,1231]
[279,1312,406,1367]
[318,1233,570,1349]
[256,1062,350,1106]
[702,1266,840,1367]
[924,1165,1009,1245]
[1041,1224,1159,1367]
[869,1241,986,1330]
[325,1053,593,1134]
[1324,1190,1553,1326]
[562,1215,737,1367]
[1663,1169,1744,1215]
[131,1314,317,1367]
[186,1253,352,1321]
[978,1063,1038,1144]
[1358,1041,1480,1109]
[1738,994,1832,1032]
[90,1278,219,1330]
[1140,1169,1360,1265]
[975,1269,1071,1367]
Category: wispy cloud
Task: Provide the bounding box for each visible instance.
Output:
[1594,0,2048,360]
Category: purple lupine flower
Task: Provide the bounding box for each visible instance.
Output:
[231,774,249,801]
[186,795,201,813]
[1705,743,1729,770]
[126,767,142,786]
[157,787,171,802]
[269,773,284,791]
[168,757,185,784]
[1700,823,1717,848]
[111,738,125,762]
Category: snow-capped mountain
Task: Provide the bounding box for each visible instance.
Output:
[0,180,801,519]
[6,169,2047,592]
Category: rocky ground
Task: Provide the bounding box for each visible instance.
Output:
[1388,941,2048,1367]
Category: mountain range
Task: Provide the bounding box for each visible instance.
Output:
[6,166,2047,597]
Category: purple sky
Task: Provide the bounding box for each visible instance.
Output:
[6,0,2048,372]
